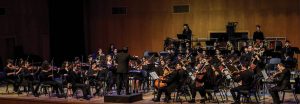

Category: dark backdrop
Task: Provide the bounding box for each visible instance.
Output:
[49,0,86,65]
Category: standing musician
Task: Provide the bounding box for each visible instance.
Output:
[108,43,116,55]
[104,55,117,94]
[96,48,105,65]
[153,63,187,103]
[115,47,137,95]
[253,25,265,42]
[268,63,291,104]
[182,24,192,48]
[230,63,254,104]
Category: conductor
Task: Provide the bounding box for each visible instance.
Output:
[115,47,137,95]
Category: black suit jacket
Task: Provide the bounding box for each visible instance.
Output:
[115,53,135,73]
[275,69,291,90]
[182,29,192,41]
[234,69,254,89]
[253,31,264,41]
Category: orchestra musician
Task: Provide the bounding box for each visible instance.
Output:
[182,24,192,48]
[268,63,291,104]
[230,63,254,104]
[69,64,92,100]
[4,59,21,93]
[253,25,265,42]
[33,60,65,98]
[153,63,187,103]
[281,40,294,57]
[105,54,117,94]
[108,44,116,55]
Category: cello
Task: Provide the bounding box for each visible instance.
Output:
[154,64,172,89]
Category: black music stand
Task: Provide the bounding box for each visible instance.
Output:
[159,51,169,57]
[148,52,159,57]
[177,34,187,40]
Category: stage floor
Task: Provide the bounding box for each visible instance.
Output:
[0,85,299,104]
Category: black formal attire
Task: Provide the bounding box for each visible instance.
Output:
[230,69,254,103]
[33,69,64,97]
[155,69,187,102]
[182,29,192,48]
[269,68,291,104]
[190,68,222,102]
[240,52,253,64]
[4,67,21,92]
[115,52,136,95]
[69,70,91,99]
[105,61,117,92]
[253,31,264,41]
[281,46,294,57]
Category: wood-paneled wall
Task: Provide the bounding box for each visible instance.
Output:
[86,0,300,56]
[0,0,49,61]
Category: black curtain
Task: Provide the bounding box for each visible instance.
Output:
[49,0,85,65]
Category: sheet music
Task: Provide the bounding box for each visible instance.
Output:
[149,71,159,80]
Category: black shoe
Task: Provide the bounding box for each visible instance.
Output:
[164,98,170,103]
[188,99,196,103]
[84,95,92,100]
[152,98,160,102]
[231,101,240,104]
[93,92,98,96]
[126,92,131,95]
[57,95,63,98]
[33,93,40,97]
[200,99,206,103]
[17,91,22,94]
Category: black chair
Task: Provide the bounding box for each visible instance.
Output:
[172,84,191,103]
[281,81,299,104]
[205,86,227,103]
[39,83,52,97]
[240,76,262,103]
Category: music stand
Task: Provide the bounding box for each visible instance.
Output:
[261,69,270,104]
[148,52,159,57]
[177,34,187,40]
[149,71,159,99]
[159,51,169,57]
[149,71,159,80]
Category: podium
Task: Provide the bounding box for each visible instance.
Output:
[104,93,143,103]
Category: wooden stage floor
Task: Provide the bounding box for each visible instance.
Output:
[0,85,299,104]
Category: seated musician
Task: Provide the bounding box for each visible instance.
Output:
[269,63,291,104]
[4,59,21,93]
[33,61,65,98]
[69,65,92,100]
[189,62,208,103]
[153,63,186,103]
[230,63,254,104]
[89,62,105,96]
[22,61,35,93]
[189,61,223,103]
